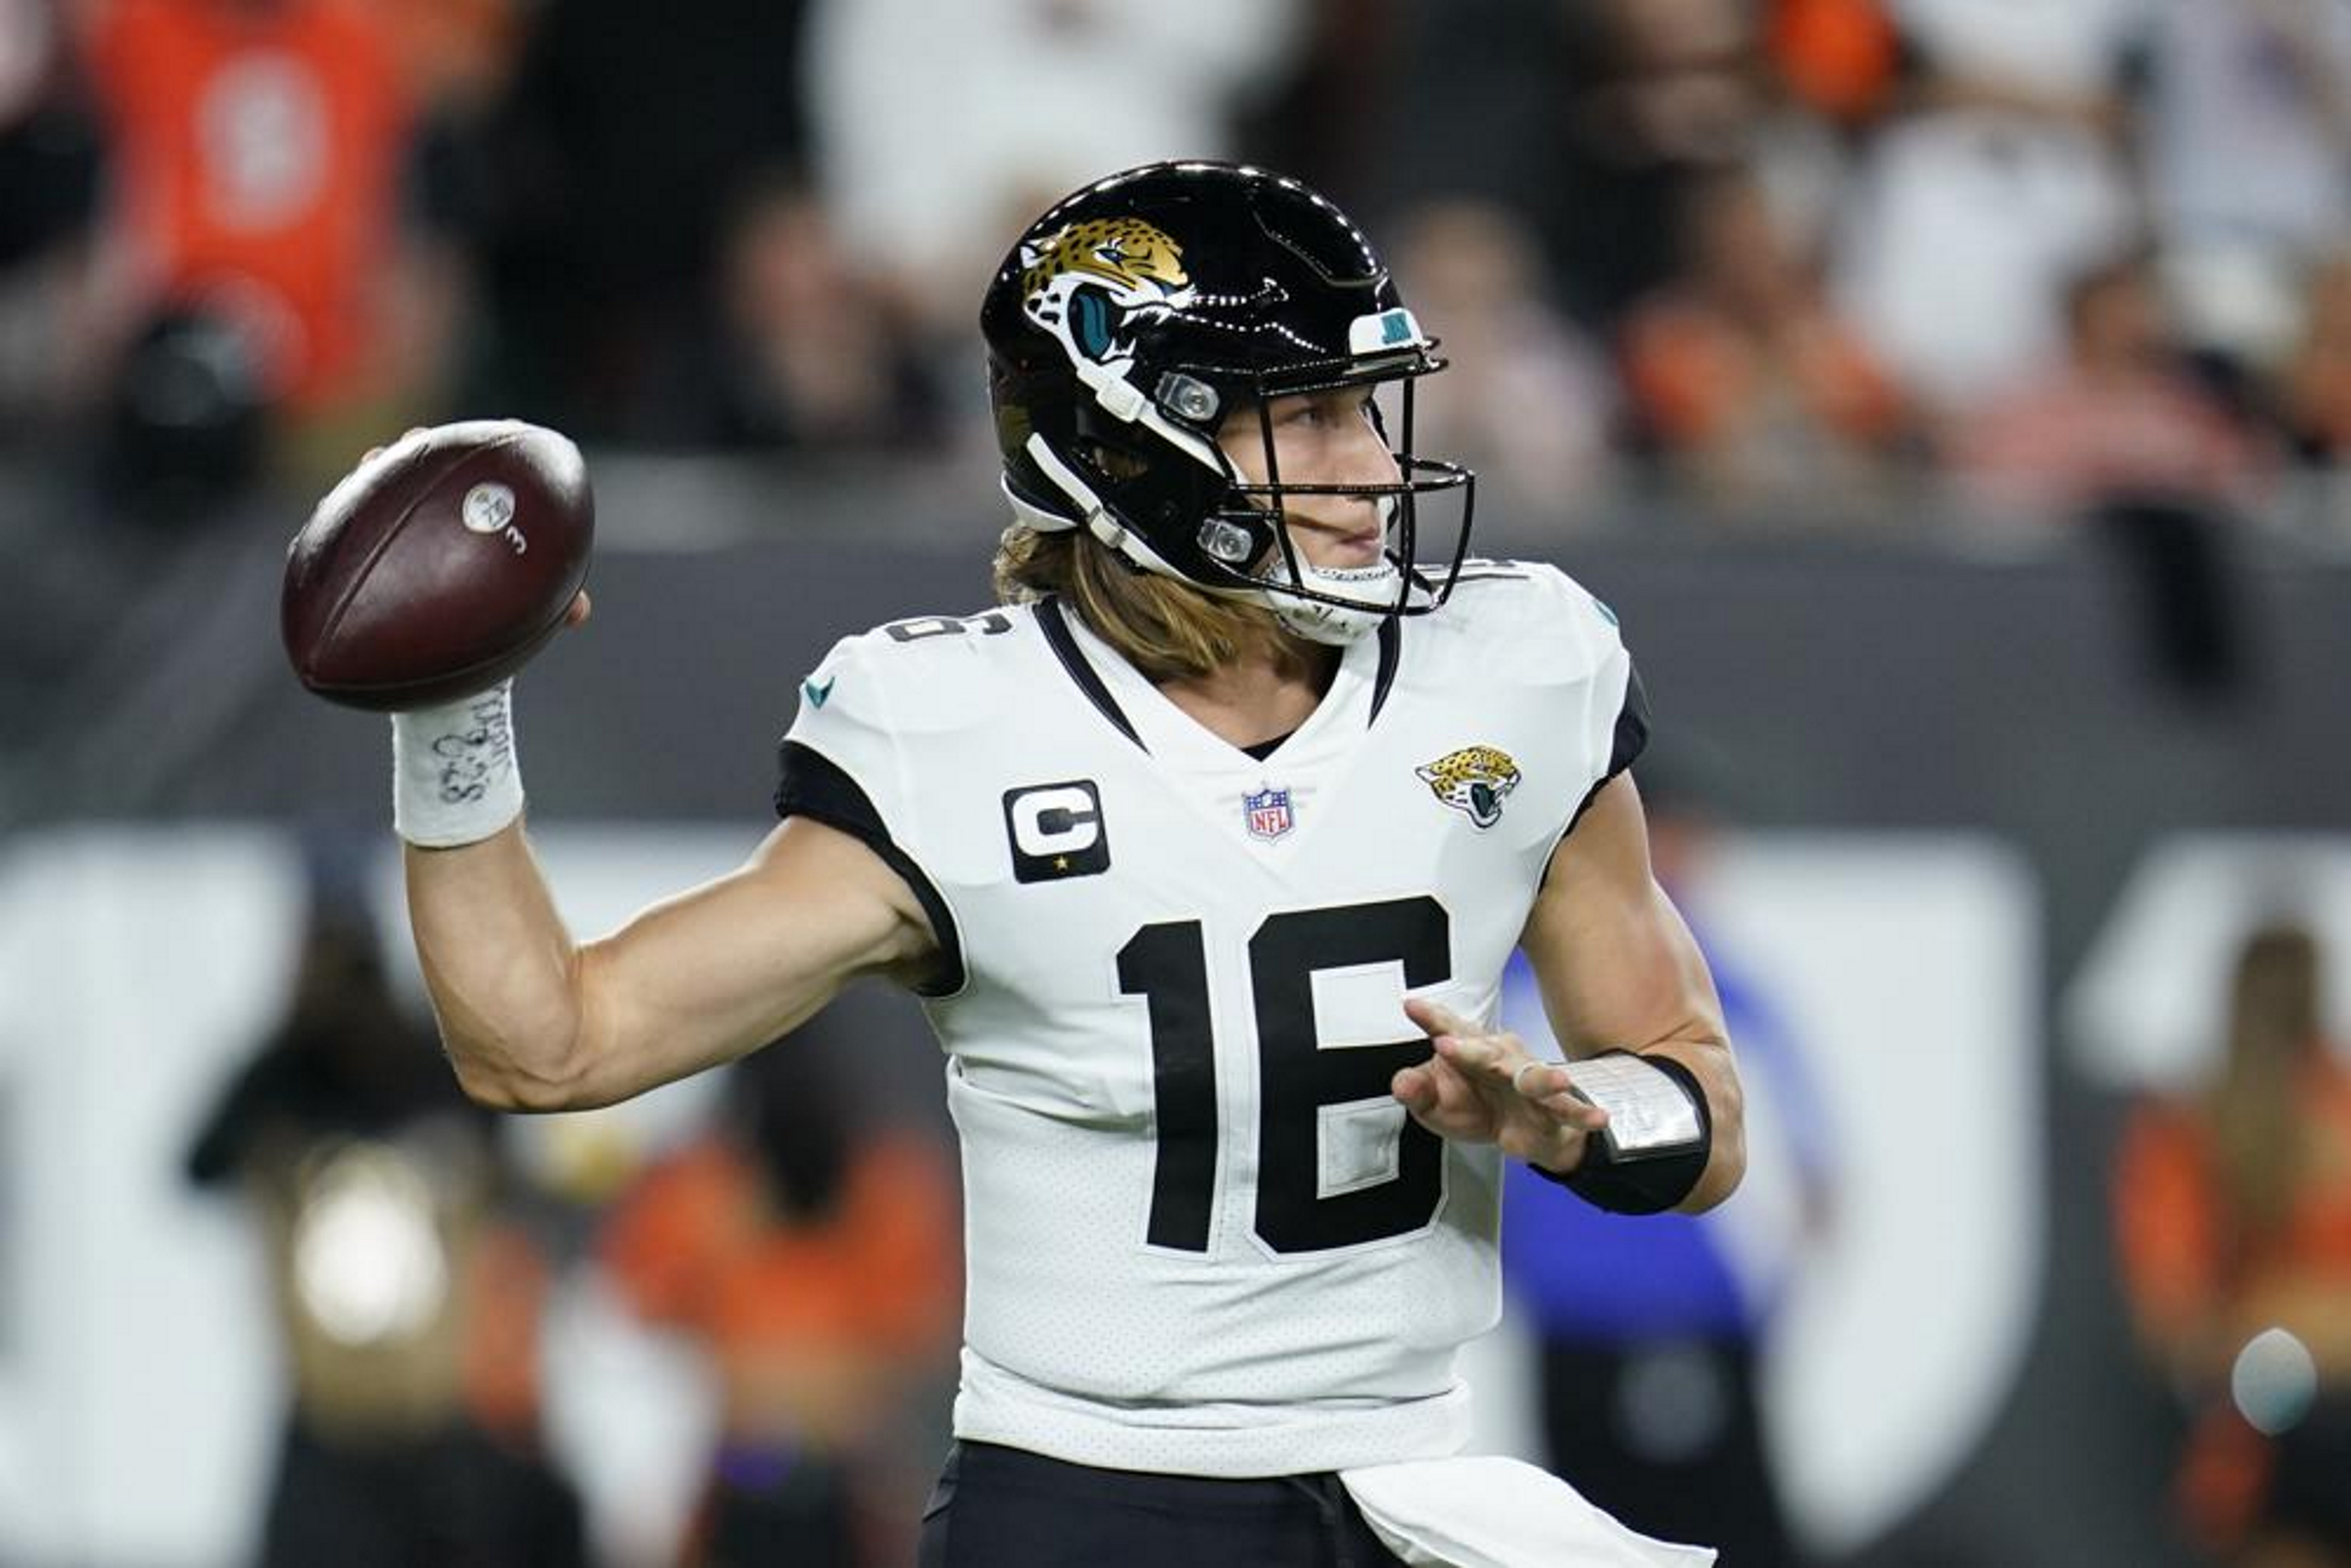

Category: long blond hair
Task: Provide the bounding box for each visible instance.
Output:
[2206,923,2326,1246]
[991,523,1318,685]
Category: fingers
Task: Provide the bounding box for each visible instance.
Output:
[1441,1036,1601,1125]
[1426,1023,1525,1096]
[1403,994,1476,1041]
[1509,1058,1610,1134]
[1398,997,1611,1144]
[1412,999,1608,1119]
[563,589,593,628]
[1391,1064,1437,1115]
[360,428,428,467]
[1404,996,1534,1099]
[1390,1056,1482,1128]
[1405,997,1521,1083]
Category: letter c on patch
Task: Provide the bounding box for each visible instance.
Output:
[1002,780,1112,881]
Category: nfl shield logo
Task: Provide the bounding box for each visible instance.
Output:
[1244,786,1295,840]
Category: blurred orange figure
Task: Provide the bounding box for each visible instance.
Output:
[600,1046,960,1567]
[2112,923,2351,1567]
[80,0,414,410]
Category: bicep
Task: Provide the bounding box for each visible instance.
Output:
[1518,773,1725,1058]
[567,817,936,1106]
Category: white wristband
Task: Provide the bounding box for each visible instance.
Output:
[391,681,525,847]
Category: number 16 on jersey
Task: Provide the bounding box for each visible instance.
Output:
[1118,896,1453,1257]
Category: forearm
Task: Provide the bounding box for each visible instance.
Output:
[384,682,600,1110]
[404,821,593,1111]
[406,807,940,1113]
[1604,892,1745,1212]
[1524,776,1747,1213]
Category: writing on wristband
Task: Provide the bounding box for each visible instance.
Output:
[392,682,524,847]
[443,691,511,798]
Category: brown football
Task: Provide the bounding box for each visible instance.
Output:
[282,421,594,710]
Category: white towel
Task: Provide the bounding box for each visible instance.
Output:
[1340,1455,1717,1568]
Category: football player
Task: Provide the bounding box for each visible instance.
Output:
[391,162,1745,1566]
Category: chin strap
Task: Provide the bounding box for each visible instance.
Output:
[1263,558,1400,646]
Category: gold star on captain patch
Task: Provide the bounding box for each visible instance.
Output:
[1054,856,1070,872]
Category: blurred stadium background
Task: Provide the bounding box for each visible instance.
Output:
[4,0,2351,1564]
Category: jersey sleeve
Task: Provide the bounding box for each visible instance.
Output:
[1508,562,1651,834]
[774,633,966,994]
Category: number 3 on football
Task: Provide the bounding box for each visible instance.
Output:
[281,420,594,711]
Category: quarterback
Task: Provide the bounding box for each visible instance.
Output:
[391,163,1744,1566]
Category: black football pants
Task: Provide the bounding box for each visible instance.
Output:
[917,1441,1408,1568]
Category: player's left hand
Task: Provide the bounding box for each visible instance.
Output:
[1392,997,1610,1173]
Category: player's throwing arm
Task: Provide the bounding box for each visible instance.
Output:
[282,424,936,1113]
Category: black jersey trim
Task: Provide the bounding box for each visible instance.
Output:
[1036,597,1147,752]
[1549,661,1655,876]
[1370,614,1402,722]
[1607,662,1653,780]
[774,739,966,997]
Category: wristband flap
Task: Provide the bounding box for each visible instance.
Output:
[1568,1054,1703,1161]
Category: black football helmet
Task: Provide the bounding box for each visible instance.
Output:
[982,161,1474,643]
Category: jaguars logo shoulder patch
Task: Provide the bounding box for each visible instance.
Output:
[1416,745,1521,830]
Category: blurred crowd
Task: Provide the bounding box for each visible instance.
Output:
[2,0,2349,533]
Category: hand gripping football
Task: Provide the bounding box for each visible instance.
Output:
[282,421,594,710]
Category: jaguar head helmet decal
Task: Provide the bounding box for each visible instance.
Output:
[1019,217,1197,367]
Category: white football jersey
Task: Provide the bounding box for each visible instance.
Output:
[777,561,1646,1477]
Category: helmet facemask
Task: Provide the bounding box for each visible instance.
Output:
[1195,361,1474,645]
